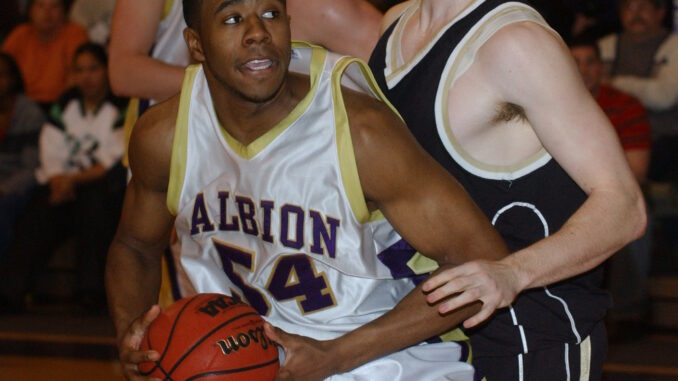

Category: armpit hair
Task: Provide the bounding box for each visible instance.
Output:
[493,102,527,124]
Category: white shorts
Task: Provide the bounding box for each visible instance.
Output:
[281,342,475,381]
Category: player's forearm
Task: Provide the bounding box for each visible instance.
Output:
[109,55,185,101]
[329,278,480,374]
[506,187,646,290]
[105,239,163,341]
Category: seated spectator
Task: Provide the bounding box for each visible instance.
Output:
[0,53,45,260]
[69,0,115,45]
[570,36,653,340]
[2,0,88,108]
[598,0,678,181]
[0,43,126,314]
[570,37,651,181]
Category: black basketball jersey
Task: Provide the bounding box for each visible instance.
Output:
[369,0,611,357]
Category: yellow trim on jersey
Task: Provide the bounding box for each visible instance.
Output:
[332,57,404,224]
[218,45,326,159]
[440,5,550,174]
[333,58,369,224]
[386,0,480,84]
[407,252,439,275]
[440,328,470,342]
[387,1,418,79]
[121,97,140,168]
[162,0,174,21]
[167,64,200,216]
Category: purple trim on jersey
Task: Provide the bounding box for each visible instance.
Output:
[309,210,340,258]
[190,193,215,235]
[267,254,334,313]
[260,200,275,243]
[376,239,428,284]
[235,196,259,236]
[280,205,304,249]
[218,191,239,231]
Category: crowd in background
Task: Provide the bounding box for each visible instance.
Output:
[0,0,676,343]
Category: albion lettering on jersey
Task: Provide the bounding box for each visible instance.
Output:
[190,191,341,258]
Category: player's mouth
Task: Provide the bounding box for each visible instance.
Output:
[242,58,275,72]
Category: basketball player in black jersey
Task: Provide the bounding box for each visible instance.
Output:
[269,1,647,380]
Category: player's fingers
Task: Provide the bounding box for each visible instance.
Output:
[421,266,466,292]
[263,322,287,345]
[126,349,160,365]
[463,303,496,329]
[273,368,292,381]
[437,286,483,314]
[140,305,161,328]
[425,275,474,304]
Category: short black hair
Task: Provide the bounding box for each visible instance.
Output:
[183,0,204,29]
[73,42,108,66]
[567,32,601,58]
[0,53,25,95]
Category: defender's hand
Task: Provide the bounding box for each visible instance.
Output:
[265,323,340,381]
[117,305,162,381]
[422,259,522,328]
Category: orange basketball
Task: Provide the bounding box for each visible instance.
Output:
[139,293,279,380]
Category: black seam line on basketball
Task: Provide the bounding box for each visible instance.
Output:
[185,357,280,380]
[166,311,261,377]
[141,295,203,377]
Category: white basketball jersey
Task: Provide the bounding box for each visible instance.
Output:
[168,43,423,341]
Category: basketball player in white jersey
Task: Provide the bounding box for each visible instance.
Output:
[105,0,512,380]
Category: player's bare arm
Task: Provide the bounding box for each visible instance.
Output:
[267,85,510,381]
[288,0,382,61]
[424,22,646,314]
[108,0,185,100]
[105,97,179,380]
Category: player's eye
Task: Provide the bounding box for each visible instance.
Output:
[261,10,279,19]
[223,15,242,25]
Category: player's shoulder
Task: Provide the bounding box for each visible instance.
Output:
[477,20,565,69]
[138,94,180,131]
[485,20,560,50]
[128,94,180,187]
[341,84,403,142]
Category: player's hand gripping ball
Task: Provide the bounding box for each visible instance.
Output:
[139,293,279,380]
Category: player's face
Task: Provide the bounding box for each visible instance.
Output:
[620,0,666,36]
[570,46,604,95]
[73,52,108,101]
[197,0,291,103]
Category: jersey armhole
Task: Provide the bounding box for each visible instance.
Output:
[167,64,200,216]
[331,57,404,224]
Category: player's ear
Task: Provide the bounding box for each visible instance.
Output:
[184,27,206,63]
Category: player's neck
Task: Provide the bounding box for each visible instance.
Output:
[212,73,309,146]
[417,0,473,29]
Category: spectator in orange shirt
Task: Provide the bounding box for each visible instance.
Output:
[2,0,88,108]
